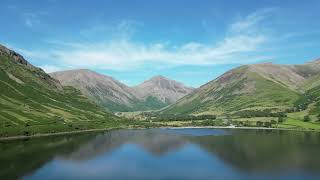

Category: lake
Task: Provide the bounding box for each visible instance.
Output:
[1,128,320,180]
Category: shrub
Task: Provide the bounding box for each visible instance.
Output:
[303,115,311,122]
[278,116,285,123]
[256,121,263,127]
[264,122,272,128]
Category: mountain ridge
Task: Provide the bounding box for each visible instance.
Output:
[50,70,194,112]
[161,60,320,115]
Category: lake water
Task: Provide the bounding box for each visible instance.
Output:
[1,128,320,180]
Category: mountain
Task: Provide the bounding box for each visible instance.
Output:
[133,75,194,105]
[162,60,320,115]
[50,69,140,112]
[0,44,118,137]
[51,72,194,112]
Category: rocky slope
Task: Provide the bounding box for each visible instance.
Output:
[133,75,194,104]
[50,69,139,112]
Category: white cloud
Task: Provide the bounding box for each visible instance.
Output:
[42,35,266,71]
[17,9,274,71]
[40,65,63,73]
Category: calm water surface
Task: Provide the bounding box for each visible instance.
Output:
[1,128,320,180]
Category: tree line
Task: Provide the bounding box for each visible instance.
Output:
[148,114,217,121]
[233,109,287,118]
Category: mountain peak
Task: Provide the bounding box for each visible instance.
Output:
[150,75,169,81]
[141,76,184,88]
[54,69,95,74]
[134,76,194,104]
[74,69,94,73]
[50,69,115,81]
[310,58,320,64]
[0,44,31,67]
[50,69,139,112]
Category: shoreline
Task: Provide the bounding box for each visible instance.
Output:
[159,126,320,132]
[1,126,319,141]
[0,128,118,141]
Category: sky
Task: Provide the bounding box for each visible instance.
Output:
[1,0,320,87]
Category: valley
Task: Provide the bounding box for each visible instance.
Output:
[1,1,320,179]
[0,44,320,138]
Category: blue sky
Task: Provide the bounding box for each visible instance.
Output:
[1,0,320,87]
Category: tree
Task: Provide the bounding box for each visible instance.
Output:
[278,116,285,123]
[256,121,263,127]
[264,122,272,128]
[317,114,320,121]
[303,115,311,122]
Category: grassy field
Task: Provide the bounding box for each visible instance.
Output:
[278,117,320,130]
[115,109,320,131]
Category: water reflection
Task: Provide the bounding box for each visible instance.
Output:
[1,128,320,179]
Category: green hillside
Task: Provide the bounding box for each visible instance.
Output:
[162,62,320,116]
[0,45,119,137]
[162,65,301,115]
[308,86,320,114]
[97,95,168,112]
[294,63,320,116]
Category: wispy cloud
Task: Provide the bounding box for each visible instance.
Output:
[79,20,143,40]
[230,8,275,34]
[17,9,274,72]
[23,13,40,27]
[22,11,48,28]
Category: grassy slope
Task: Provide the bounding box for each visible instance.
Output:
[98,96,168,112]
[0,52,120,137]
[162,66,300,115]
[132,96,169,111]
[293,82,320,115]
[306,85,320,115]
[81,84,168,112]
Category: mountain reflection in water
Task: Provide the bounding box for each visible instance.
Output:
[1,128,320,180]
